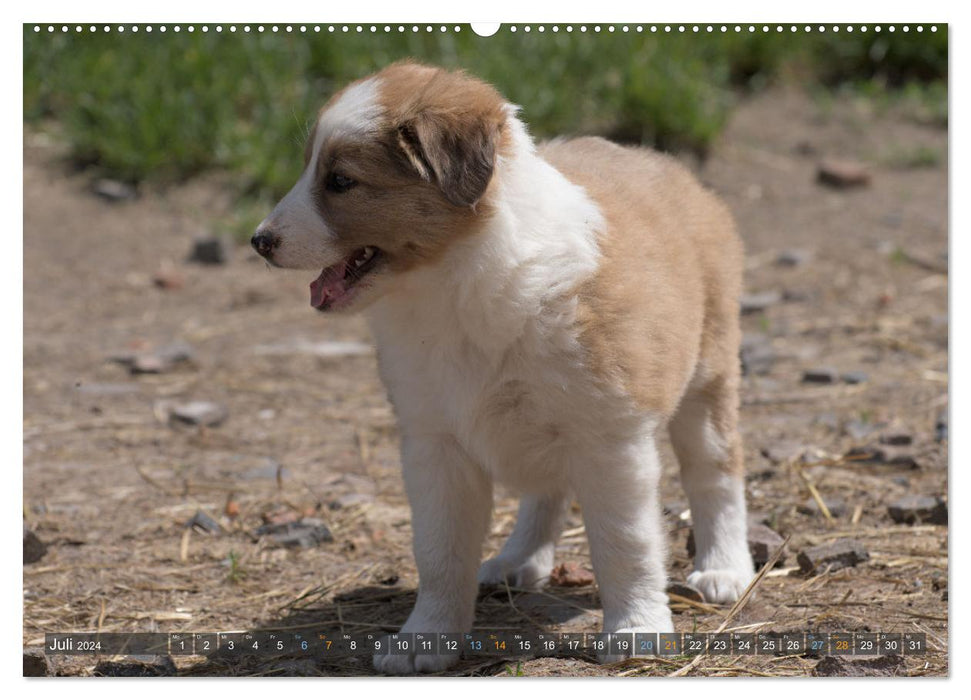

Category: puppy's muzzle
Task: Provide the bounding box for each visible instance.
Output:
[251,230,280,259]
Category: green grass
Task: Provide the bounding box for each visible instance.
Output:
[23,25,947,205]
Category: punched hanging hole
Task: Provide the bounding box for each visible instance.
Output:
[470,23,501,37]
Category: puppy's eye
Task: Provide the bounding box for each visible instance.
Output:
[326,172,357,194]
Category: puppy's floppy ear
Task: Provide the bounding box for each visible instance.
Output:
[396,111,499,208]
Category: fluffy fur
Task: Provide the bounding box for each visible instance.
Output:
[254,61,754,674]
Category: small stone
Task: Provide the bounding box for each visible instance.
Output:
[93,178,136,202]
[153,341,195,365]
[891,476,911,488]
[171,401,228,427]
[887,495,947,525]
[240,458,287,481]
[841,371,869,385]
[740,291,782,315]
[328,493,375,509]
[24,525,47,564]
[845,445,920,469]
[115,341,194,375]
[23,647,50,676]
[813,654,905,677]
[257,518,334,548]
[802,367,840,384]
[549,561,596,587]
[879,432,913,446]
[666,582,704,603]
[798,497,847,518]
[152,265,184,290]
[188,236,231,265]
[746,523,787,568]
[797,539,869,574]
[186,510,222,535]
[760,441,806,465]
[776,248,813,267]
[817,159,872,189]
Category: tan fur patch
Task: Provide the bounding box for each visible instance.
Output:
[540,137,745,474]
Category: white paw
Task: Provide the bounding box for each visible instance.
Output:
[687,568,753,604]
[373,651,457,675]
[477,554,552,591]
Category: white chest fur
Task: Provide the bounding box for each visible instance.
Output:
[365,122,617,489]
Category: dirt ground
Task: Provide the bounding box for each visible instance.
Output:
[22,89,948,677]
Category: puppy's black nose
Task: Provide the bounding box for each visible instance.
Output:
[251,230,279,258]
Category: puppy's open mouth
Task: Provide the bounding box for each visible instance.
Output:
[309,246,383,311]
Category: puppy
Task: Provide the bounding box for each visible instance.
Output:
[253,61,754,673]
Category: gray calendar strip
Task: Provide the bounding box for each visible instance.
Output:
[43,631,927,657]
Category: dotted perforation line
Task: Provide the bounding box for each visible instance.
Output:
[32,24,939,34]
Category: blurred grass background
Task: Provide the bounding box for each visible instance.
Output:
[23,24,946,234]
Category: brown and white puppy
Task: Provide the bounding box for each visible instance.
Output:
[254,61,754,674]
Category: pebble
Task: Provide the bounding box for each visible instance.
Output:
[760,441,807,465]
[240,459,288,481]
[841,371,869,385]
[549,562,596,587]
[187,236,231,265]
[186,510,222,535]
[23,525,47,564]
[257,518,334,548]
[747,523,787,568]
[845,445,920,469]
[776,248,813,267]
[152,265,184,290]
[798,497,847,518]
[817,159,872,189]
[113,341,194,375]
[740,291,782,315]
[93,178,137,202]
[171,401,228,427]
[797,539,869,574]
[887,495,947,525]
[879,432,913,446]
[802,367,840,384]
[666,582,704,603]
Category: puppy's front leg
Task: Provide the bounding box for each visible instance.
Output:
[373,434,492,674]
[574,433,674,663]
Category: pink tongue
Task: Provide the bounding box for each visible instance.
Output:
[310,262,348,308]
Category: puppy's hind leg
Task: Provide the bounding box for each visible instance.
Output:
[669,377,754,604]
[478,491,570,591]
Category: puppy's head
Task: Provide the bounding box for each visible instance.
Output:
[253,62,510,312]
